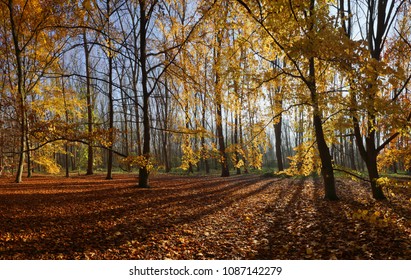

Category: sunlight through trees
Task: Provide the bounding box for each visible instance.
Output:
[1,0,410,200]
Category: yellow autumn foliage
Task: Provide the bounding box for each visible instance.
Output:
[122,155,155,172]
[285,141,321,176]
[180,137,200,170]
[378,148,411,172]
[34,156,61,175]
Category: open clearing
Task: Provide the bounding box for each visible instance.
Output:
[0,174,410,259]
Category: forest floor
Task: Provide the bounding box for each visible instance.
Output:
[0,173,410,260]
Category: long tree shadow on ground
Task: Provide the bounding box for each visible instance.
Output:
[0,174,280,259]
[254,177,411,259]
[0,174,409,259]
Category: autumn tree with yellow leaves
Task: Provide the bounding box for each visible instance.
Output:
[0,0,80,182]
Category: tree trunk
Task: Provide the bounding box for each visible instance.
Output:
[138,0,151,188]
[200,96,210,174]
[349,134,356,170]
[138,91,151,188]
[239,106,248,174]
[163,79,171,173]
[352,114,386,200]
[304,0,338,200]
[361,92,385,199]
[215,30,229,178]
[117,64,130,171]
[185,103,194,174]
[84,31,94,175]
[309,56,338,201]
[16,116,25,183]
[269,58,284,172]
[234,110,241,175]
[216,102,230,177]
[313,113,338,200]
[201,57,210,174]
[106,48,114,180]
[274,117,284,172]
[26,131,32,178]
[62,74,70,178]
[9,0,25,183]
[233,71,241,175]
[105,1,114,180]
[65,144,70,178]
[366,153,386,199]
[273,90,284,172]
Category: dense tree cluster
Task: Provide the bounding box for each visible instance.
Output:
[1,0,410,199]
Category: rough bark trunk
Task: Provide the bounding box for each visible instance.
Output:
[62,75,70,178]
[26,132,32,178]
[138,91,151,188]
[274,117,284,172]
[239,107,248,174]
[234,111,241,175]
[106,47,114,180]
[201,57,210,174]
[309,56,338,201]
[84,31,94,175]
[9,0,25,183]
[305,0,338,200]
[105,0,114,180]
[349,134,356,170]
[215,29,229,177]
[313,113,338,200]
[216,102,230,177]
[366,154,386,199]
[365,121,385,199]
[138,0,151,188]
[163,80,171,173]
[352,114,386,200]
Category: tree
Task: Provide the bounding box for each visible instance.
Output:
[236,0,341,200]
[82,28,96,176]
[102,0,122,180]
[136,0,155,187]
[339,0,409,199]
[268,57,286,172]
[135,0,211,185]
[1,0,77,182]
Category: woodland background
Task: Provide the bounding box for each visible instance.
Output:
[1,0,411,198]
